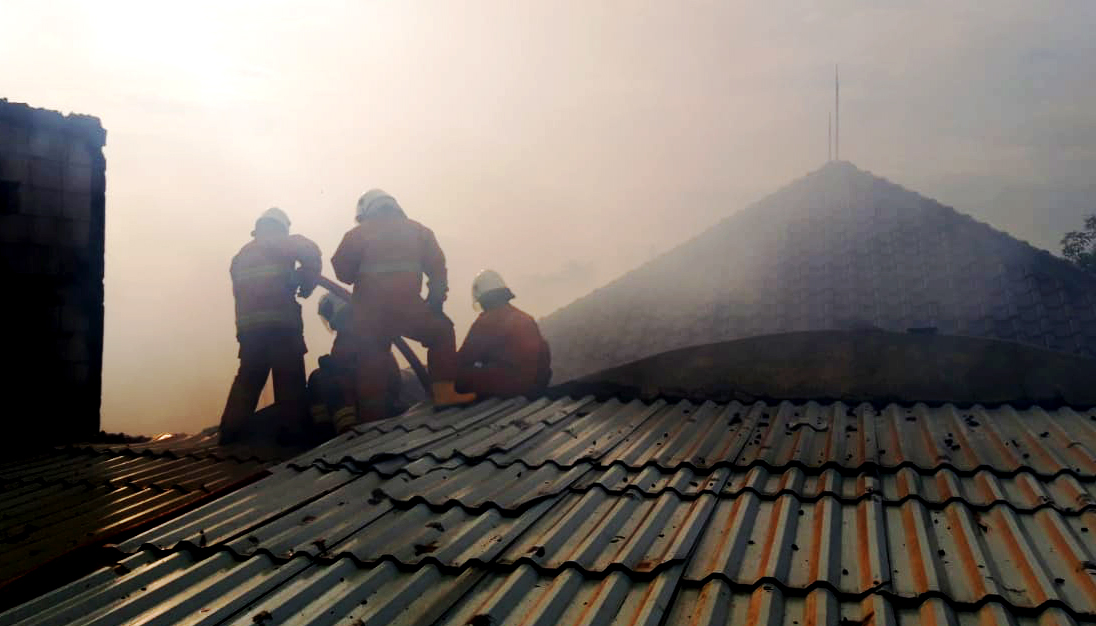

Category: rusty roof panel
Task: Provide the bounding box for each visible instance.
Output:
[0,486,200,584]
[687,493,1096,611]
[5,553,1085,626]
[377,455,1096,515]
[8,394,1096,622]
[666,580,1082,626]
[320,399,1096,477]
[496,490,715,573]
[882,501,1096,612]
[105,470,1095,613]
[118,466,358,552]
[0,452,265,492]
[0,440,274,589]
[876,404,1096,477]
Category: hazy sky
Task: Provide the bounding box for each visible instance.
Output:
[3,1,1094,434]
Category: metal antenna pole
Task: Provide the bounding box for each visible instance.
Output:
[835,64,840,161]
[828,112,832,162]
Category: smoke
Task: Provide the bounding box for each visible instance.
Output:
[2,1,1093,433]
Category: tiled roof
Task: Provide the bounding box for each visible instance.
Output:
[539,161,1096,381]
[7,395,1096,624]
[0,433,280,593]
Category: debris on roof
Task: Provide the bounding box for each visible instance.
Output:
[0,433,291,608]
[540,161,1096,381]
[6,395,1096,624]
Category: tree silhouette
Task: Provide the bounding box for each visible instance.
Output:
[1061,214,1096,275]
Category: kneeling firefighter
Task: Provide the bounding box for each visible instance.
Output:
[308,292,402,436]
[457,270,552,397]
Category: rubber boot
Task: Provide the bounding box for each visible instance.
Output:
[432,381,477,408]
[333,406,358,434]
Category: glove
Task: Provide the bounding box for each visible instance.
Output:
[426,291,445,315]
[294,269,317,298]
[426,278,447,315]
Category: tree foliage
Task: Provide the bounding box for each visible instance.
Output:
[1061,214,1096,275]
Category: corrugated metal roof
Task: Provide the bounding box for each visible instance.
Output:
[0,433,279,590]
[5,396,1096,623]
[6,551,1085,626]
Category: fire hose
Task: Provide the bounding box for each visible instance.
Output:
[316,275,431,394]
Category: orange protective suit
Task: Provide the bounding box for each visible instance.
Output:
[457,303,552,397]
[220,234,322,442]
[330,215,458,422]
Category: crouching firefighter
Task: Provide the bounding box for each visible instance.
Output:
[331,189,476,423]
[309,292,403,436]
[219,207,322,445]
[458,269,552,397]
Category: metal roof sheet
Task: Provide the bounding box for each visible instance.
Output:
[5,396,1096,623]
[6,551,1084,626]
[0,435,278,591]
[316,397,1096,478]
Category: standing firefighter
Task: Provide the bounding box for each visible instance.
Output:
[458,269,552,397]
[219,207,322,444]
[331,189,475,424]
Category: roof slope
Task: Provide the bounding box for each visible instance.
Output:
[6,396,1096,624]
[0,434,280,597]
[540,161,1096,381]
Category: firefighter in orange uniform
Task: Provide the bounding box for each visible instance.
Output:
[330,189,475,424]
[219,207,322,444]
[309,291,403,436]
[457,270,552,397]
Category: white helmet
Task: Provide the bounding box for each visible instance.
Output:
[355,189,404,221]
[471,269,511,311]
[318,292,350,333]
[256,207,291,231]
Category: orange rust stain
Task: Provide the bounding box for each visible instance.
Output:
[755,498,786,579]
[1014,473,1042,506]
[572,581,607,624]
[1038,513,1096,602]
[803,592,818,626]
[808,498,826,582]
[899,504,929,592]
[897,469,912,499]
[856,502,872,588]
[744,589,765,625]
[933,471,953,502]
[948,410,974,465]
[918,414,939,464]
[945,507,986,598]
[703,496,745,574]
[980,414,1019,466]
[995,511,1049,605]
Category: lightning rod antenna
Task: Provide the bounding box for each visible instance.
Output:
[835,64,840,161]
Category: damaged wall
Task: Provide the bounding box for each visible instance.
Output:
[0,99,106,445]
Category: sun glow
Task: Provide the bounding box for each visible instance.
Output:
[89,1,245,104]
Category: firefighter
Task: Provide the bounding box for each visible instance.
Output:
[309,292,403,436]
[330,189,475,423]
[219,207,322,444]
[457,269,552,397]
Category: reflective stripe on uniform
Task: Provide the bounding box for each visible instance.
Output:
[232,264,290,283]
[310,404,331,424]
[236,310,299,330]
[333,406,358,434]
[358,260,422,275]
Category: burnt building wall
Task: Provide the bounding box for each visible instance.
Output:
[0,99,106,446]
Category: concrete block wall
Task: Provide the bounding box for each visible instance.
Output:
[0,99,106,446]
